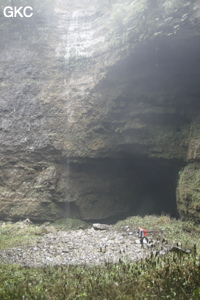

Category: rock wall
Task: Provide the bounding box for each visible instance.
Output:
[0,0,200,222]
[176,118,200,223]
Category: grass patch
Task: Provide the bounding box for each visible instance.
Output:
[114,215,200,251]
[52,218,91,231]
[0,251,199,299]
[0,222,39,250]
[0,215,200,299]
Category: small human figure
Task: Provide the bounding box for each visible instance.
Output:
[137,226,148,248]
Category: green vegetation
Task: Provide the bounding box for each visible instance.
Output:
[114,215,200,248]
[0,222,38,250]
[52,218,91,231]
[177,163,200,223]
[0,252,200,299]
[0,215,200,299]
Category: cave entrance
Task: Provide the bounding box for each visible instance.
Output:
[123,156,182,219]
[70,156,183,223]
[96,156,183,223]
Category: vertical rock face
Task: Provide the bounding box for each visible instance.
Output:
[176,163,200,223]
[0,0,200,222]
[176,120,200,223]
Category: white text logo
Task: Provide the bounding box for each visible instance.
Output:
[3,6,33,18]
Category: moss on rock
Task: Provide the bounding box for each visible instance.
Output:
[177,163,200,223]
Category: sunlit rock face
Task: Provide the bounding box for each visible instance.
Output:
[0,0,200,222]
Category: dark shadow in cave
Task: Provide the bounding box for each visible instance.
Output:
[73,156,184,224]
[129,157,181,217]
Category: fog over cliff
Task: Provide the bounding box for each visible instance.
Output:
[0,0,200,223]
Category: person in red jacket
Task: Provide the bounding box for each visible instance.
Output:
[137,226,148,248]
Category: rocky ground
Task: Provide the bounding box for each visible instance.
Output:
[0,222,189,267]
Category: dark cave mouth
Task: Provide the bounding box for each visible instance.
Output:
[103,156,182,223]
[128,157,181,217]
[64,156,183,223]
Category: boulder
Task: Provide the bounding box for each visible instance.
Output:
[93,223,110,231]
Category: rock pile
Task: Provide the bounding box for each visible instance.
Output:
[0,224,192,267]
[0,225,150,267]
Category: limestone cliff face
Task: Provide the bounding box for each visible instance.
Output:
[0,0,200,222]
